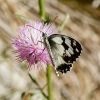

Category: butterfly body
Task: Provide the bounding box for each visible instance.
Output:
[43,33,82,75]
[42,33,57,68]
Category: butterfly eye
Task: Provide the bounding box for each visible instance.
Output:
[42,33,45,37]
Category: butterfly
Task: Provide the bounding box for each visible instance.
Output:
[42,33,82,76]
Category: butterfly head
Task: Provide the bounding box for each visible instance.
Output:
[42,33,49,41]
[42,33,47,38]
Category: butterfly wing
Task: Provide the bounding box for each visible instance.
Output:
[48,34,82,73]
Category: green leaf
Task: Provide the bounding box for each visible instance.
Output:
[59,14,70,32]
[28,73,39,86]
[15,14,33,22]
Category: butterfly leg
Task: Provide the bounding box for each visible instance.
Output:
[37,48,45,56]
[33,40,44,46]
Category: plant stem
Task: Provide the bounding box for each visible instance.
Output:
[47,63,53,100]
[38,1,53,100]
[38,0,45,20]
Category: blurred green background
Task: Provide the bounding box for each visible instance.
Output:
[0,0,100,100]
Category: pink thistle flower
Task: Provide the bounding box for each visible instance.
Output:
[12,21,58,69]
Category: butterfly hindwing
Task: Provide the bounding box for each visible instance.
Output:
[48,34,82,73]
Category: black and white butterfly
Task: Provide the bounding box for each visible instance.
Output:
[42,33,82,75]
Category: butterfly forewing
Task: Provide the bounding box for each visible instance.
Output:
[47,34,82,74]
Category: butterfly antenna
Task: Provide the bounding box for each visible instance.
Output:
[27,16,58,34]
[45,16,58,33]
[26,25,43,33]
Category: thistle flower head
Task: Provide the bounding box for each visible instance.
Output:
[12,21,58,69]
